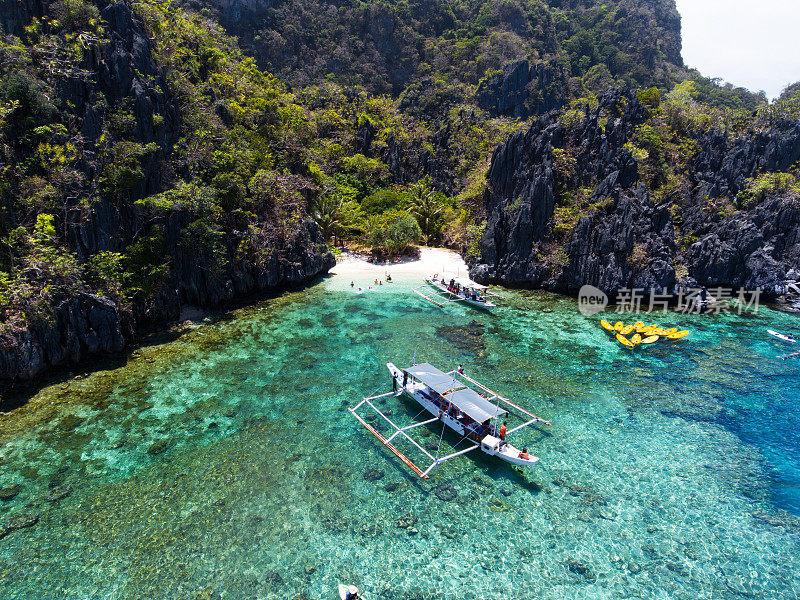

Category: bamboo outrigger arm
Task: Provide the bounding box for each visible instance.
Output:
[349,408,429,478]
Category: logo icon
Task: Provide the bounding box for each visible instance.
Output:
[578,284,608,316]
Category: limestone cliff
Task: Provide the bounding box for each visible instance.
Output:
[470,89,800,299]
[0,1,334,385]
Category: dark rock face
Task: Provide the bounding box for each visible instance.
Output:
[680,120,800,293]
[0,293,124,382]
[471,88,800,298]
[382,126,456,194]
[475,59,567,120]
[0,218,332,384]
[559,184,676,295]
[684,197,800,293]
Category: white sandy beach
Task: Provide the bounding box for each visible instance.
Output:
[327,247,468,290]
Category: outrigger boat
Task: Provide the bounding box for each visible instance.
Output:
[412,273,500,311]
[349,362,550,478]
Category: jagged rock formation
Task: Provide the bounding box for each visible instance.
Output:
[470,89,800,298]
[680,122,800,292]
[475,59,568,119]
[0,292,125,381]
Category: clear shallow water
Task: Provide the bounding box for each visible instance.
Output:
[0,272,799,599]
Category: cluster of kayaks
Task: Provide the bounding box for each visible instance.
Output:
[600,320,690,349]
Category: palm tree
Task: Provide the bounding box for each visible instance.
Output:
[311,194,341,240]
[407,178,444,246]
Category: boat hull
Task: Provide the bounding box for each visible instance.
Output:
[768,329,797,343]
[387,363,538,467]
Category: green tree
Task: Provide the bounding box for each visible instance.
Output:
[311,193,342,240]
[407,177,446,245]
[364,209,421,257]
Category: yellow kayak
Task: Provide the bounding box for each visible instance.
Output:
[653,328,669,336]
[614,321,624,332]
[616,333,634,348]
[663,327,678,335]
[641,335,660,344]
[633,321,645,330]
[667,330,689,340]
[620,324,635,336]
[600,320,614,333]
[631,333,642,345]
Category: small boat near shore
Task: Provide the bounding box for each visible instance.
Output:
[349,362,550,478]
[768,329,797,343]
[338,584,361,600]
[413,273,500,311]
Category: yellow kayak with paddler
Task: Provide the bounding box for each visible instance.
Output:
[620,324,635,336]
[600,320,615,333]
[631,333,642,345]
[614,321,624,332]
[641,335,660,344]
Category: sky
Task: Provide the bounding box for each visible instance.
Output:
[674,0,800,100]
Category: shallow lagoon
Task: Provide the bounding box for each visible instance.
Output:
[1,271,799,600]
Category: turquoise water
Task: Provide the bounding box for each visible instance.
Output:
[1,271,799,599]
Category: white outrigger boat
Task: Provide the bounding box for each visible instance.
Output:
[349,362,550,478]
[412,272,500,311]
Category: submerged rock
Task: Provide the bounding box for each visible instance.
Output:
[565,558,596,582]
[433,485,457,502]
[193,588,219,600]
[0,513,39,540]
[147,439,171,456]
[435,322,486,352]
[395,513,418,529]
[44,485,72,503]
[363,468,385,482]
[384,482,406,492]
[0,484,22,501]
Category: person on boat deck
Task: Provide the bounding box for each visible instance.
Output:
[518,447,530,460]
[498,421,507,440]
[350,281,354,287]
[458,364,464,374]
[345,585,360,600]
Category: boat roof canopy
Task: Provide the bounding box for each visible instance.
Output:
[455,277,486,290]
[438,272,487,290]
[404,363,506,422]
[447,388,506,422]
[405,363,463,395]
